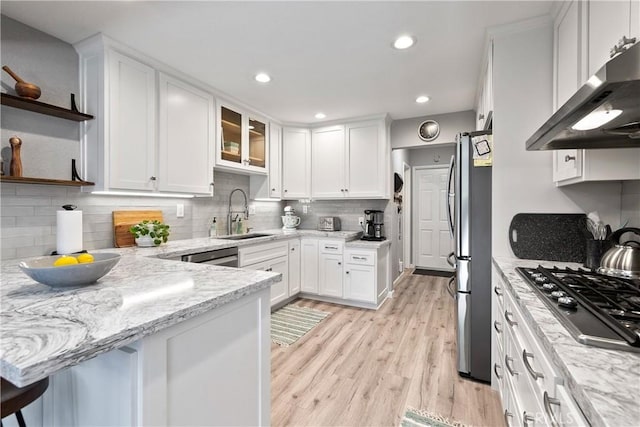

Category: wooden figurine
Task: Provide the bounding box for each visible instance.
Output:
[9,136,23,177]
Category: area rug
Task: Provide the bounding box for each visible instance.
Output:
[413,269,455,278]
[271,305,330,347]
[401,408,467,427]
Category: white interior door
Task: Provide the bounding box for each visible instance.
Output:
[414,167,453,270]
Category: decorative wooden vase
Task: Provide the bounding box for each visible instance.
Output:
[9,136,23,177]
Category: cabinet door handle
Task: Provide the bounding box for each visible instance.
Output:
[494,286,502,296]
[504,310,518,327]
[478,113,485,121]
[291,247,295,251]
[564,155,575,162]
[504,410,513,427]
[494,320,502,334]
[149,176,157,181]
[504,355,518,376]
[522,349,544,380]
[210,182,215,187]
[337,262,342,265]
[494,363,503,379]
[523,411,535,427]
[543,391,561,427]
[272,188,276,191]
[346,271,350,274]
[284,189,288,193]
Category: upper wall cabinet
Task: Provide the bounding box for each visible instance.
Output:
[75,34,215,195]
[250,122,282,200]
[216,103,268,175]
[475,43,493,131]
[551,1,640,186]
[310,118,390,200]
[282,127,311,199]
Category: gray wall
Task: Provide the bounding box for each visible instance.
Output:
[390,110,474,149]
[0,16,282,260]
[621,181,640,227]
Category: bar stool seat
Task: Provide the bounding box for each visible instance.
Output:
[1,377,49,427]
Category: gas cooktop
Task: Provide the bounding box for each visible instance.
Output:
[517,266,640,352]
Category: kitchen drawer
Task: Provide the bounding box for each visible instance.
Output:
[239,241,288,267]
[319,240,343,255]
[344,249,375,266]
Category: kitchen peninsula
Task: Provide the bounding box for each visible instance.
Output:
[1,251,281,426]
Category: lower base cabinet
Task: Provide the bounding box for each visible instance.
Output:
[492,266,588,427]
[289,239,301,295]
[39,289,270,427]
[239,241,289,307]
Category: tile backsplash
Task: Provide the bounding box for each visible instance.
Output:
[284,199,389,231]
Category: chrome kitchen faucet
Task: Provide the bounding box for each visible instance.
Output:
[227,188,249,235]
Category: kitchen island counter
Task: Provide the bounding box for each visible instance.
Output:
[1,254,280,388]
[493,256,640,427]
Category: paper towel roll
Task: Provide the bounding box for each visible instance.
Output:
[57,210,83,254]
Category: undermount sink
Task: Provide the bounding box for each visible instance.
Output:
[217,233,273,241]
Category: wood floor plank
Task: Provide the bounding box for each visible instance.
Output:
[272,271,504,427]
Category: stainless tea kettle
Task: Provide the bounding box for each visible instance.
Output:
[598,227,640,280]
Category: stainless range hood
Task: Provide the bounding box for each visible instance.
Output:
[527,41,640,150]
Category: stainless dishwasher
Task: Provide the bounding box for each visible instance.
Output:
[181,247,238,267]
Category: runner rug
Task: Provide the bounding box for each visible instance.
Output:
[400,408,467,427]
[271,304,330,347]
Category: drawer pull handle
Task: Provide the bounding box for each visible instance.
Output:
[504,310,518,327]
[522,350,544,380]
[494,320,502,334]
[325,246,338,250]
[543,391,561,427]
[494,363,503,379]
[564,155,576,162]
[523,411,535,427]
[504,410,513,426]
[494,286,503,296]
[353,256,367,260]
[504,355,518,377]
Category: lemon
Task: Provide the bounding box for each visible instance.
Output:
[76,253,95,264]
[53,255,79,267]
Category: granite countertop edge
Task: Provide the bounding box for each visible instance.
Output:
[492,256,640,427]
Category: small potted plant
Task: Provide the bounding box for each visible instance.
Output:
[129,220,170,247]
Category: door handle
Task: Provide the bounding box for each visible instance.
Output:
[446,276,456,299]
[446,252,456,268]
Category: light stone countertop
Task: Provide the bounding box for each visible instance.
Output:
[493,256,640,427]
[0,228,379,387]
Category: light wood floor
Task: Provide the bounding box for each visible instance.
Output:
[271,272,505,427]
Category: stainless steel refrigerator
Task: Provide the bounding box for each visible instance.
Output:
[446,130,492,383]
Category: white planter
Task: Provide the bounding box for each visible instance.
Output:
[135,235,155,247]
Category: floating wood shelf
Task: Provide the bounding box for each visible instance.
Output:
[1,93,94,122]
[0,176,95,187]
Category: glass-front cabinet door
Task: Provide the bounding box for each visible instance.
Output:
[217,103,268,173]
[220,106,243,165]
[248,118,266,168]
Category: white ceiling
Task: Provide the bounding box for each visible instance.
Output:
[1,1,553,124]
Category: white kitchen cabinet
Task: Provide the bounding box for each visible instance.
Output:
[250,122,282,200]
[311,125,346,198]
[318,240,344,298]
[216,103,268,175]
[289,239,301,296]
[310,119,389,199]
[282,127,312,199]
[158,73,214,195]
[587,0,640,77]
[239,241,289,307]
[475,43,493,131]
[343,247,389,307]
[76,35,216,195]
[552,1,640,186]
[300,238,319,293]
[43,289,270,427]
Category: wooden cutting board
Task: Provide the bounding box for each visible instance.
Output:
[113,210,164,248]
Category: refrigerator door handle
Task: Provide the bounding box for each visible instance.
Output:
[447,276,456,299]
[456,292,472,374]
[446,154,455,239]
[446,251,456,268]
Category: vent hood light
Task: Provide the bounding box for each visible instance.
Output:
[91,191,195,199]
[393,35,415,50]
[571,109,623,131]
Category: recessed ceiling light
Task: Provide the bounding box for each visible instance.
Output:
[393,35,416,50]
[255,73,271,83]
[315,113,326,119]
[416,96,430,103]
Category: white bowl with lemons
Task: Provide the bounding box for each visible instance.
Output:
[19,252,121,288]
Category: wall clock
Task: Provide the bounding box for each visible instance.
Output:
[418,120,440,142]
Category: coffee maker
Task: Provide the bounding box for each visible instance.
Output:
[361,209,385,241]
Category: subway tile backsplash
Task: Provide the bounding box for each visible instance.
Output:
[284,199,389,231]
